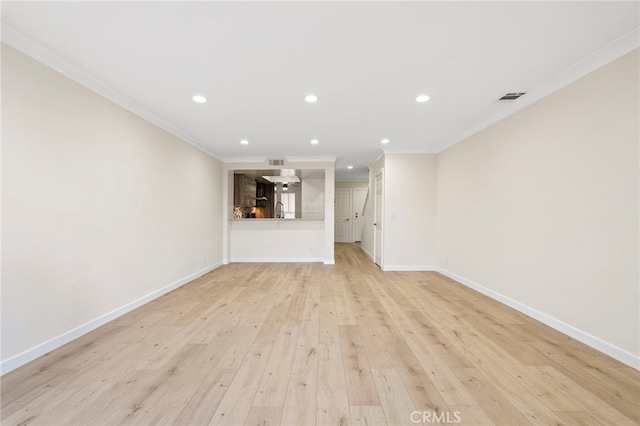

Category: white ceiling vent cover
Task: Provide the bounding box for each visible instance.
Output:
[497,92,526,102]
[269,159,285,166]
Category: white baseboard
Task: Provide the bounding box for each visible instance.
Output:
[360,246,374,261]
[436,267,640,370]
[382,265,436,272]
[324,259,335,265]
[0,261,223,375]
[229,257,324,263]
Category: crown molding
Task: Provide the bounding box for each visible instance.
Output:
[438,26,640,153]
[366,150,384,168]
[1,23,221,160]
[382,149,438,155]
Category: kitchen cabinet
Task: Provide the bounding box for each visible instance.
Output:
[256,182,275,217]
[234,174,256,206]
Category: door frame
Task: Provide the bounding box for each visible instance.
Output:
[373,169,384,267]
[334,188,352,243]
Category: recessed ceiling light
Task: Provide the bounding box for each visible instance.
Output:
[381,138,390,144]
[240,139,249,145]
[416,94,430,103]
[192,95,207,103]
[347,165,354,169]
[310,139,319,145]
[304,94,318,103]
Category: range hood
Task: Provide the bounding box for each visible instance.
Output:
[261,175,300,183]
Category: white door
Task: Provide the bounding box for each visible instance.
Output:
[374,171,383,266]
[334,189,351,243]
[353,188,367,242]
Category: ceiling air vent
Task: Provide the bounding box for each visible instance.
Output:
[497,92,526,102]
[269,159,285,166]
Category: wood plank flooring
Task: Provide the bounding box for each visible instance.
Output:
[1,243,638,425]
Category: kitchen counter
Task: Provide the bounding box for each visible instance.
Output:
[230,218,324,221]
[228,219,325,262]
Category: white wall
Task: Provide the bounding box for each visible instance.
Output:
[383,154,437,270]
[1,45,224,371]
[436,49,639,363]
[301,177,325,220]
[359,155,437,270]
[229,220,324,262]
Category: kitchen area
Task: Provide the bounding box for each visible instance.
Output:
[232,169,324,220]
[223,161,335,264]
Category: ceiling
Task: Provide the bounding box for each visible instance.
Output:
[2,2,639,180]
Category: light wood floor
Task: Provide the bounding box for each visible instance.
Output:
[2,244,638,425]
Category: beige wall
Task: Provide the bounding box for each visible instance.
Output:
[1,46,224,368]
[383,154,437,270]
[436,49,639,361]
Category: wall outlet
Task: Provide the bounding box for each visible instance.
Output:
[202,255,206,263]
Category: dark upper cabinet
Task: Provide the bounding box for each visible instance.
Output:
[234,174,275,217]
[256,182,275,217]
[233,174,257,206]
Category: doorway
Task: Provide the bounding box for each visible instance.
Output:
[334,188,351,243]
